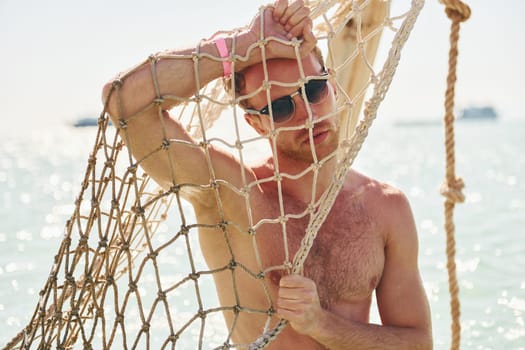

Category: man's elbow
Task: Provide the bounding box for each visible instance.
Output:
[101,80,120,120]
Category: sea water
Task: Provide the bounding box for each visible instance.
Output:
[0,118,523,349]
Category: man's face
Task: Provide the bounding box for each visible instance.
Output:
[242,54,339,164]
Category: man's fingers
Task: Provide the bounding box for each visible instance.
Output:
[279,274,314,287]
[273,0,288,20]
[279,0,305,25]
[283,6,310,31]
[286,16,313,39]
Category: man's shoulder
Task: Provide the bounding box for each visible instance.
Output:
[345,170,405,199]
[344,170,411,219]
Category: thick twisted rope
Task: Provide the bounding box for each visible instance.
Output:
[439,1,470,349]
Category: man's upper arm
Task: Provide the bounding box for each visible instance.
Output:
[375,190,432,335]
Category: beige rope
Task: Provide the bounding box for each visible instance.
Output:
[439,1,471,349]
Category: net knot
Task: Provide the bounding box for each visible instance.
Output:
[53,311,62,321]
[118,119,128,129]
[161,138,171,150]
[440,177,465,203]
[65,273,76,286]
[198,309,206,319]
[257,38,268,49]
[95,308,104,318]
[141,322,150,332]
[217,220,228,231]
[132,205,145,216]
[228,260,237,270]
[262,80,271,91]
[129,282,138,292]
[148,54,158,63]
[111,79,122,88]
[105,275,115,285]
[115,313,124,323]
[168,335,179,343]
[88,154,97,166]
[267,307,275,316]
[48,272,58,283]
[84,275,93,284]
[306,203,315,213]
[169,185,181,194]
[278,215,288,224]
[191,51,200,62]
[304,119,314,130]
[440,0,471,22]
[189,272,200,280]
[70,307,80,318]
[79,234,89,247]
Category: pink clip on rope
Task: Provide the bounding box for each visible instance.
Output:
[214,37,232,78]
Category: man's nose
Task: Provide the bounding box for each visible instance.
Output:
[292,92,319,124]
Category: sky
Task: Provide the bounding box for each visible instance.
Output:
[1,0,524,130]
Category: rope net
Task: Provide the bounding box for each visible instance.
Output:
[5,1,423,349]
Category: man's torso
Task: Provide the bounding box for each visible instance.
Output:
[190,169,387,348]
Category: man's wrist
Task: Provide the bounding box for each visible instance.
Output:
[227,30,261,72]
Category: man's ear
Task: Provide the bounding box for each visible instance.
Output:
[244,113,268,135]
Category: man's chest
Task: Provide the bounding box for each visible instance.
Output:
[254,196,385,308]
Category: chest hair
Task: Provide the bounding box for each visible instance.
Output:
[257,193,385,308]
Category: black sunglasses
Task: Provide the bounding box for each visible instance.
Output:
[245,73,330,123]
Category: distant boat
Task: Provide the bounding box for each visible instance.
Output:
[72,117,112,127]
[73,117,98,127]
[459,106,498,120]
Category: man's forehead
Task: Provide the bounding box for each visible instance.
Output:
[244,55,322,88]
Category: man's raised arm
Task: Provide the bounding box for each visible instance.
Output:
[101,0,316,195]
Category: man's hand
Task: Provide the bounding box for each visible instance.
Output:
[276,274,323,335]
[247,0,317,61]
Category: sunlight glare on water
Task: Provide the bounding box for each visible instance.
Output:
[1,119,524,349]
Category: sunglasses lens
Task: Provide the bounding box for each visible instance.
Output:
[254,75,329,123]
[305,79,328,104]
[269,96,295,123]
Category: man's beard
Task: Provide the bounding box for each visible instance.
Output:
[277,127,339,164]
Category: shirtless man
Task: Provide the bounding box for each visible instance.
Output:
[102,0,432,348]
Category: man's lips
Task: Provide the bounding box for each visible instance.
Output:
[303,128,329,145]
